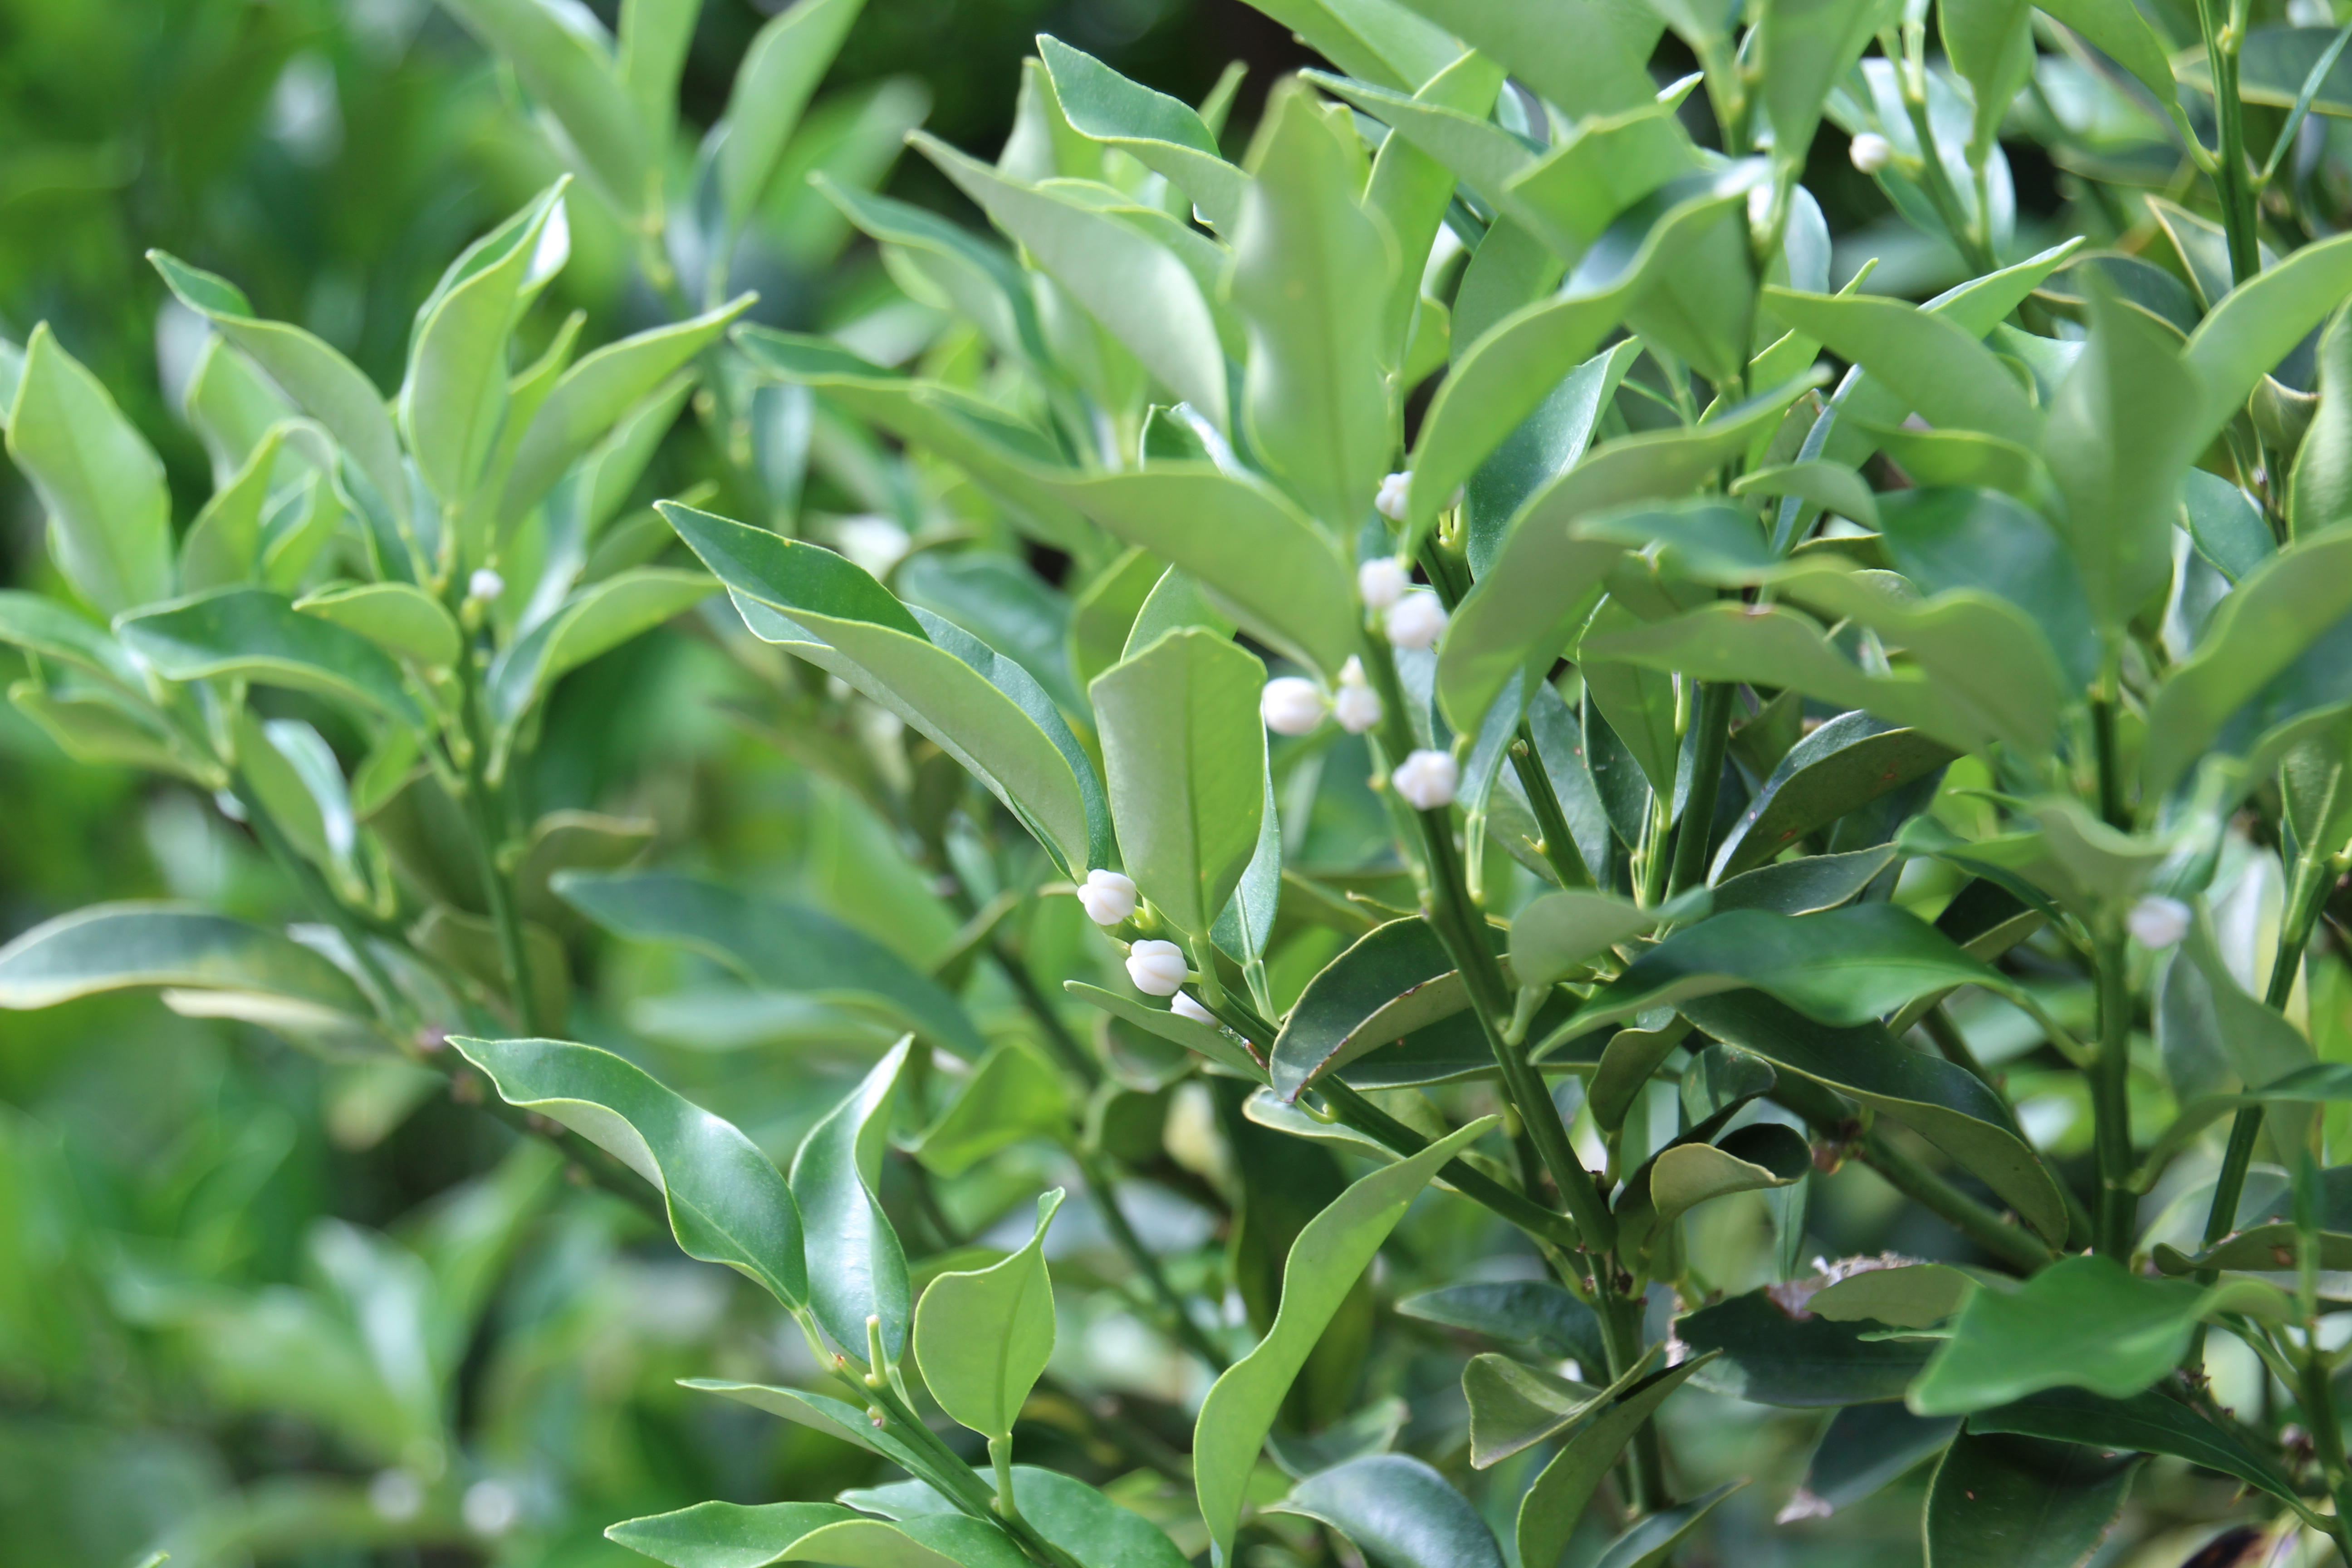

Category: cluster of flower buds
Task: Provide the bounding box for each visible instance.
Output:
[1390,748,1459,811]
[1258,656,1385,738]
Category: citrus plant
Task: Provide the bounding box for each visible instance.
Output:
[15,0,2352,1563]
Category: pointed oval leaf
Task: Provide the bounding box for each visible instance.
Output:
[489,567,712,730]
[118,587,424,726]
[6,324,173,615]
[452,1036,808,1308]
[1040,36,1246,231]
[295,582,461,669]
[1267,1454,1504,1568]
[605,1501,999,1568]
[1923,1432,2138,1568]
[912,1189,1064,1441]
[0,902,372,1018]
[1515,1354,1714,1568]
[717,0,867,235]
[791,1040,915,1361]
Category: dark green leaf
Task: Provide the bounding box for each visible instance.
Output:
[1589,1480,1743,1568]
[1788,1403,1960,1519]
[1713,845,1899,915]
[790,1041,915,1361]
[1269,1454,1504,1568]
[1394,1280,1607,1366]
[1713,712,1959,878]
[1677,1286,1933,1406]
[1515,1355,1716,1568]
[1965,1386,2302,1508]
[1923,1433,2138,1568]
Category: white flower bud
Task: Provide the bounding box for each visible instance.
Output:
[1358,556,1411,610]
[1339,655,1367,686]
[1126,939,1190,996]
[1747,184,1773,227]
[1384,591,1449,651]
[2127,894,2191,950]
[1170,990,1216,1025]
[1260,676,1327,736]
[1075,868,1139,926]
[1849,132,1893,174]
[467,567,505,602]
[1375,471,1411,522]
[1334,682,1384,733]
[1391,748,1460,811]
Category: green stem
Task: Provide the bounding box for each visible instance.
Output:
[1920,1004,1999,1092]
[987,1436,1022,1525]
[456,667,544,1037]
[2090,931,2136,1258]
[1317,1079,1588,1255]
[1073,1147,1228,1372]
[2194,0,2264,284]
[1666,682,1734,898]
[1897,89,1997,274]
[1596,1287,1666,1512]
[1509,732,1596,889]
[1360,634,1615,1255]
[1862,1130,2057,1274]
[859,1373,1082,1568]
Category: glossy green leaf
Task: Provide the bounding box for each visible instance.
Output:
[555,869,986,1060]
[1230,82,1393,533]
[912,1046,1068,1179]
[488,567,711,730]
[1391,0,1662,115]
[1271,917,1467,1100]
[1251,0,1465,91]
[1193,1116,1496,1560]
[664,501,1107,877]
[1063,980,1265,1077]
[1790,1403,1962,1519]
[1515,1355,1714,1568]
[0,588,144,690]
[1396,1280,1607,1365]
[717,0,865,236]
[1808,1262,1975,1327]
[2035,0,2178,107]
[1922,1433,2137,1568]
[1563,905,2005,1035]
[1090,627,1264,937]
[913,1188,1063,1441]
[452,1036,808,1308]
[436,0,648,211]
[1040,35,1245,231]
[1268,1454,1504,1568]
[1636,1122,1810,1237]
[1714,712,1958,877]
[1761,0,1892,173]
[1966,1386,2302,1508]
[1942,0,2034,160]
[179,426,283,592]
[605,1500,995,1568]
[1762,289,2039,449]
[790,1040,915,1361]
[844,1466,1190,1568]
[1304,68,1537,224]
[6,323,173,615]
[1589,1481,1742,1568]
[2141,531,2352,797]
[1047,467,1357,678]
[1212,757,1282,965]
[2184,232,2352,451]
[1462,1353,1599,1466]
[294,583,460,669]
[118,587,424,726]
[917,132,1229,427]
[1713,845,1899,915]
[1911,1256,2288,1416]
[1679,1286,1933,1406]
[1509,890,1675,986]
[501,295,750,524]
[2291,306,2352,538]
[151,250,408,512]
[0,902,372,1020]
[1680,991,2068,1243]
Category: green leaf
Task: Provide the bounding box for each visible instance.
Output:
[401,182,566,509]
[1792,1404,1962,1518]
[913,1043,1071,1177]
[1761,289,2039,450]
[605,1501,996,1568]
[1561,905,2007,1035]
[555,869,987,1060]
[0,902,372,1019]
[1679,991,2069,1243]
[2141,531,2352,798]
[1589,1481,1743,1568]
[8,678,192,779]
[846,1467,1190,1568]
[1396,1280,1607,1366]
[1063,979,1266,1077]
[117,587,424,727]
[917,132,1229,427]
[2184,232,2352,451]
[1229,82,1394,533]
[1942,0,2035,161]
[2292,307,2352,539]
[1678,1286,1934,1405]
[1193,1116,1497,1560]
[1911,1255,2288,1416]
[150,251,407,514]
[1509,890,1674,986]
[501,295,750,524]
[1875,485,2098,688]
[1922,1433,2138,1568]
[434,0,650,213]
[1267,1454,1504,1568]
[2043,287,2202,628]
[1091,627,1265,937]
[1713,845,1900,915]
[451,1036,808,1308]
[2035,0,2179,108]
[1965,1387,2303,1509]
[1044,467,1359,680]
[1249,0,1465,91]
[6,323,173,615]
[0,588,144,689]
[664,501,1107,877]
[791,1040,915,1361]
[1515,1355,1715,1568]
[1714,712,1958,877]
[294,582,461,669]
[1389,0,1662,115]
[1067,549,1164,690]
[681,1380,939,1478]
[488,567,711,731]
[717,0,865,237]
[1040,36,1246,232]
[1808,1262,1975,1326]
[1462,1353,1600,1466]
[1212,758,1283,966]
[616,0,696,150]
[913,1188,1063,1441]
[1270,917,1468,1100]
[1632,1122,1810,1240]
[1761,0,1893,172]
[180,426,282,592]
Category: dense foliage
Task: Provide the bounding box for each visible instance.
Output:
[16,0,2352,1564]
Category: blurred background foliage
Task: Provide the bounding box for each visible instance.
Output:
[0,1,2124,1564]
